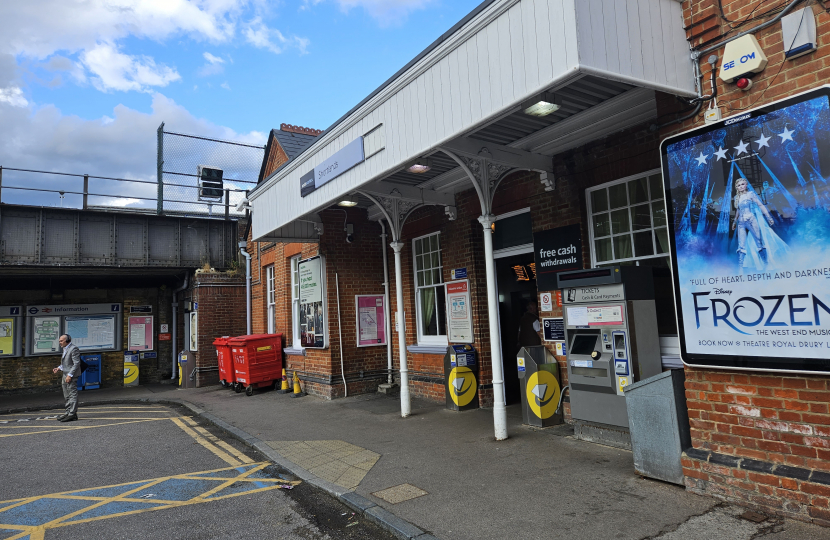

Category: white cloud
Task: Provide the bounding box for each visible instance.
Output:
[221,82,230,90]
[198,52,226,77]
[203,52,225,65]
[0,87,28,108]
[303,0,433,25]
[0,0,241,59]
[0,93,266,208]
[81,43,181,92]
[0,1,308,94]
[106,198,142,207]
[244,17,309,54]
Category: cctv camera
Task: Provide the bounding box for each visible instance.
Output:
[345,223,354,244]
[346,234,354,243]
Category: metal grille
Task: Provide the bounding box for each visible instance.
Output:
[159,124,264,217]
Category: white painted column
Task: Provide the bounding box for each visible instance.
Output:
[390,240,411,418]
[478,214,508,440]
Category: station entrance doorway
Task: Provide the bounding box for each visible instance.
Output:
[492,210,537,405]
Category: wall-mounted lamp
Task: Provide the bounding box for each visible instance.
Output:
[522,92,561,117]
[337,199,358,207]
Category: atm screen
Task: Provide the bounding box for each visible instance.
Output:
[570,335,597,356]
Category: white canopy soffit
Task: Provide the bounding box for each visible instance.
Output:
[251,0,695,242]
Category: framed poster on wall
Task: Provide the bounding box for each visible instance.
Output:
[445,280,473,343]
[355,295,386,347]
[298,256,326,348]
[662,86,830,373]
[189,312,198,352]
[32,316,61,354]
[128,316,154,351]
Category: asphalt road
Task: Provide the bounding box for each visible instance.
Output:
[0,404,396,540]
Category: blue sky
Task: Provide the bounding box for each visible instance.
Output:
[0,0,483,206]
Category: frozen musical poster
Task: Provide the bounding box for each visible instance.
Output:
[661,87,830,373]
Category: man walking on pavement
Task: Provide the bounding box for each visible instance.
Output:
[53,334,80,422]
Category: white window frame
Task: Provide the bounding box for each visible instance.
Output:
[412,231,447,346]
[266,265,276,334]
[586,169,670,268]
[290,255,301,349]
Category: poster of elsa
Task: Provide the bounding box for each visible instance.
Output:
[661,87,830,370]
[731,177,788,271]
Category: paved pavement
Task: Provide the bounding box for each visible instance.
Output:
[3,383,830,540]
[0,402,395,540]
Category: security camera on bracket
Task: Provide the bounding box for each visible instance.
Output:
[345,223,354,244]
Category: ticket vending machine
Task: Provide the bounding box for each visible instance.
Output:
[444,344,479,411]
[556,267,661,442]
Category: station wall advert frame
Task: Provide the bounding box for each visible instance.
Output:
[355,294,387,347]
[661,86,830,374]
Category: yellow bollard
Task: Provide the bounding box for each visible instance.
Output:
[277,368,290,394]
[290,371,305,398]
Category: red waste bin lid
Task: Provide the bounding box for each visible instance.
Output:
[227,333,283,345]
[213,336,232,345]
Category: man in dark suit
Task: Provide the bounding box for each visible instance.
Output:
[53,334,81,422]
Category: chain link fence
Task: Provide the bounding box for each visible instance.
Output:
[158,123,265,217]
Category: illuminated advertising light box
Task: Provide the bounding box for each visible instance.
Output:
[661,86,830,373]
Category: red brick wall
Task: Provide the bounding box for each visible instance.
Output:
[186,271,247,387]
[667,0,830,524]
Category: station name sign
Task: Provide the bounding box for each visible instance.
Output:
[300,137,365,197]
[661,86,830,373]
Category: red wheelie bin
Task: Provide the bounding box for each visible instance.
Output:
[228,334,283,396]
[213,336,235,388]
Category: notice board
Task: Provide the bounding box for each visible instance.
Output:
[445,280,473,343]
[128,316,154,351]
[65,315,117,351]
[355,295,386,347]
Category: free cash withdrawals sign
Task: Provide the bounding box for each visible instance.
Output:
[532,225,582,292]
[662,86,830,373]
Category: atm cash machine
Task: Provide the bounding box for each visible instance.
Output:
[555,266,661,444]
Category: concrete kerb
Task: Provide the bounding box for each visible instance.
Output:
[0,397,440,540]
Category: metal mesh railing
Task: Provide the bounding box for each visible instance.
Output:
[159,124,265,216]
[0,125,265,218]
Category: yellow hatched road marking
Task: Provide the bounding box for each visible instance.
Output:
[170,417,242,467]
[0,463,300,538]
[0,418,170,438]
[0,417,181,428]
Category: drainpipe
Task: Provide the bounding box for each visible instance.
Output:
[335,272,348,397]
[380,221,393,385]
[238,241,252,335]
[478,214,508,440]
[171,273,189,380]
[390,241,411,417]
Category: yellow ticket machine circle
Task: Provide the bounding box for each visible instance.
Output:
[448,366,477,407]
[124,362,138,385]
[525,371,561,419]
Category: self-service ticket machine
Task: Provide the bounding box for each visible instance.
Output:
[444,344,479,411]
[556,267,661,445]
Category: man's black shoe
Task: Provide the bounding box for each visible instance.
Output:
[59,414,78,423]
[55,414,67,421]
